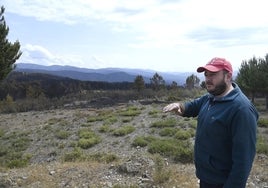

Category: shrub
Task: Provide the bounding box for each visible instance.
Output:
[99,124,111,133]
[7,154,31,168]
[87,116,104,122]
[258,118,268,128]
[148,138,178,156]
[113,125,135,136]
[63,148,118,164]
[89,152,118,163]
[63,147,83,162]
[46,117,68,126]
[119,106,141,117]
[0,130,33,168]
[132,136,148,147]
[257,135,268,154]
[78,129,102,149]
[150,118,177,128]
[148,109,159,117]
[104,116,118,125]
[122,117,132,123]
[79,128,96,139]
[81,123,92,127]
[11,135,31,152]
[173,145,194,163]
[78,137,101,149]
[148,138,193,163]
[159,128,178,137]
[0,128,4,137]
[152,154,171,185]
[55,130,70,139]
[174,129,192,140]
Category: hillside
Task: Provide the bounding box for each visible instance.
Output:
[15,63,195,85]
[0,101,267,187]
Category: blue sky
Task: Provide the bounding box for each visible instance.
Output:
[2,0,268,72]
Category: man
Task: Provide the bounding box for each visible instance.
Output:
[163,57,259,188]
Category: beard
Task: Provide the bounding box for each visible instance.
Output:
[206,79,227,96]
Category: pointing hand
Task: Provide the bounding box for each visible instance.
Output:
[163,103,183,115]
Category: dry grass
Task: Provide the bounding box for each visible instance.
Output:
[0,161,200,188]
[0,102,267,187]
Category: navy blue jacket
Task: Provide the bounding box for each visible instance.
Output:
[183,83,258,187]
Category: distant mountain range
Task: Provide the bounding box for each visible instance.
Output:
[14,63,197,85]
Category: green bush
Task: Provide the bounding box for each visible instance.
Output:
[159,128,178,137]
[122,117,133,123]
[132,136,148,147]
[147,138,193,163]
[119,106,141,117]
[87,116,104,122]
[78,137,101,149]
[47,117,68,126]
[148,109,159,117]
[152,154,171,184]
[55,130,70,139]
[113,125,135,136]
[0,128,4,137]
[257,135,268,154]
[79,128,96,139]
[78,129,102,149]
[104,116,118,125]
[150,118,177,128]
[63,148,118,164]
[258,118,268,128]
[0,130,33,168]
[99,124,111,133]
[89,152,118,163]
[174,129,192,140]
[63,147,83,162]
[173,145,193,163]
[7,153,32,168]
[11,136,31,152]
[81,123,92,127]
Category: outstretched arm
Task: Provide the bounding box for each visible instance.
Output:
[163,102,185,116]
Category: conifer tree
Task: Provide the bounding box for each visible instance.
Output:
[0,6,22,81]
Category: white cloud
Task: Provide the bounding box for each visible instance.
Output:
[19,44,84,67]
[4,0,268,47]
[4,0,268,72]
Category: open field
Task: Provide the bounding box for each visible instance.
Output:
[0,101,267,187]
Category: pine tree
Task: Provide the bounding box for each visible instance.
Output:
[0,6,22,81]
[134,75,145,92]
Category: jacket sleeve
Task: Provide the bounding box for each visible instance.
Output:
[224,106,258,188]
[183,95,208,117]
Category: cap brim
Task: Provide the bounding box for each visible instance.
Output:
[197,65,223,73]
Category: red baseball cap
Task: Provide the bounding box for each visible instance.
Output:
[197,57,233,74]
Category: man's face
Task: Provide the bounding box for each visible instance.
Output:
[204,70,228,96]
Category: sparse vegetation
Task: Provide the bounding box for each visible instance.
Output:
[119,106,141,117]
[174,129,192,140]
[0,131,32,168]
[132,136,149,147]
[257,135,268,154]
[78,128,102,149]
[0,95,267,187]
[147,137,194,163]
[113,125,135,136]
[258,118,268,128]
[63,147,118,163]
[55,130,70,139]
[150,118,177,128]
[152,154,171,185]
